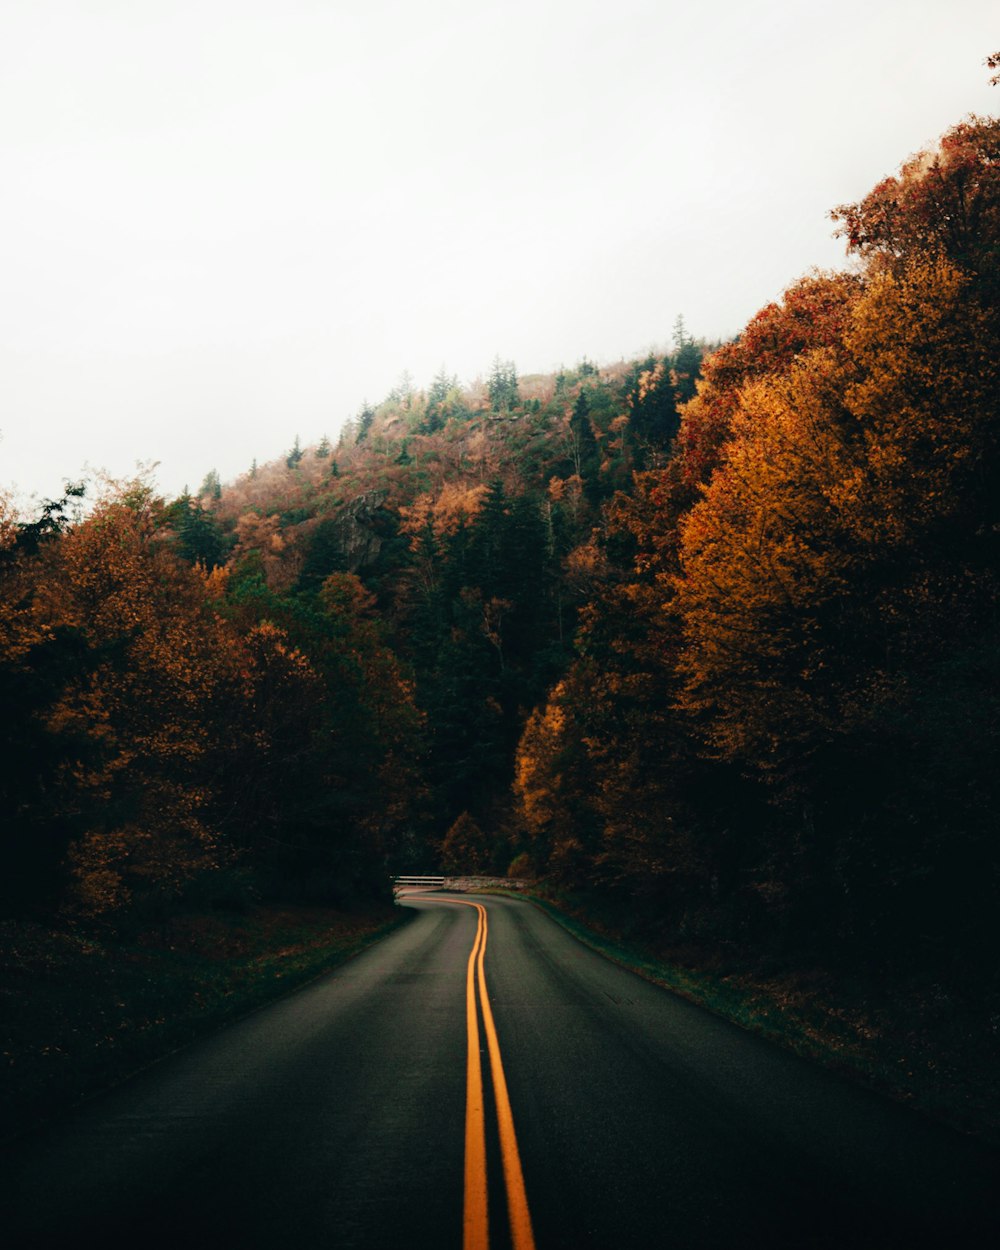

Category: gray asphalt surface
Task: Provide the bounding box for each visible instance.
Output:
[1,893,997,1249]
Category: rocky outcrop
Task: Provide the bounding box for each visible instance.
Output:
[327,491,386,571]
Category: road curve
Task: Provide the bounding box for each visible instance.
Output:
[1,893,997,1249]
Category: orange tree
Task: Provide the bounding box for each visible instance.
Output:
[0,488,100,907]
[674,259,1000,956]
[832,115,1000,286]
[30,481,247,916]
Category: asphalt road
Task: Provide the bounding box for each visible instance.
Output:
[1,893,997,1249]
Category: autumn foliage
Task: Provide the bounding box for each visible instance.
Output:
[832,115,1000,281]
[1,480,420,918]
[5,113,999,986]
[514,115,1000,968]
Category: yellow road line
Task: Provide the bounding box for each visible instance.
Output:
[428,896,536,1250]
[475,905,536,1250]
[464,904,488,1250]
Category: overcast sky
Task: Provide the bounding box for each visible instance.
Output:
[1,0,997,507]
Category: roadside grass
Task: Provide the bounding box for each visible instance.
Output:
[0,902,409,1144]
[478,884,1000,1147]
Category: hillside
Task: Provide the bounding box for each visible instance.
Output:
[2,112,999,1138]
[183,343,708,865]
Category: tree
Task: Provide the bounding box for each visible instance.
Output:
[356,404,375,443]
[439,811,492,873]
[421,366,462,433]
[428,367,456,407]
[487,357,519,413]
[286,435,304,468]
[199,469,222,501]
[221,568,423,897]
[831,115,1000,286]
[37,481,245,915]
[168,493,229,569]
[623,354,681,457]
[389,370,415,408]
[568,389,600,486]
[674,260,1000,949]
[515,675,600,880]
[0,487,95,907]
[670,315,702,406]
[673,272,861,497]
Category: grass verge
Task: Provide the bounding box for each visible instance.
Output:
[1,901,409,1144]
[491,885,1000,1148]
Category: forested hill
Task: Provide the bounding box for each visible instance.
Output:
[3,115,999,999]
[146,333,711,890]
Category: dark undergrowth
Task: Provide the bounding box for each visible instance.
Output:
[0,901,410,1144]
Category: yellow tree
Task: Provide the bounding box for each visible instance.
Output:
[514,682,586,875]
[673,271,862,502]
[674,260,1000,944]
[677,260,997,770]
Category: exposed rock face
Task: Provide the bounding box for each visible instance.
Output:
[328,491,386,571]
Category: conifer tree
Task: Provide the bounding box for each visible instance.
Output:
[569,389,600,491]
[487,357,519,413]
[199,469,222,501]
[356,405,375,443]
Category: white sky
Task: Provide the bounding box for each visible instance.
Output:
[1,0,997,507]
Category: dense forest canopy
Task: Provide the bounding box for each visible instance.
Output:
[3,113,999,988]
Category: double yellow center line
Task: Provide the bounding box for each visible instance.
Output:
[449,899,536,1250]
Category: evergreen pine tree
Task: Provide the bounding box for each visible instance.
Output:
[487,357,519,413]
[176,497,228,568]
[199,469,222,501]
[671,315,703,406]
[356,405,375,443]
